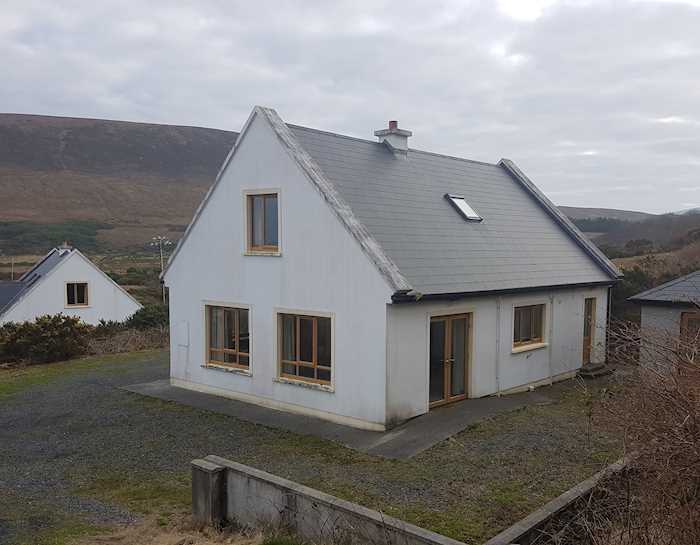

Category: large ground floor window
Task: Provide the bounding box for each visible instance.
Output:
[279,313,332,385]
[206,305,249,369]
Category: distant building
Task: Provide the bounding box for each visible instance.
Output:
[0,245,141,325]
[163,106,621,431]
[630,271,700,363]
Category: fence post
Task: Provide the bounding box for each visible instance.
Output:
[192,458,226,526]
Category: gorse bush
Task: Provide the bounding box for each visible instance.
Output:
[0,307,169,365]
[0,314,92,364]
[125,304,169,330]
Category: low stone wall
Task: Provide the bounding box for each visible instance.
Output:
[192,455,463,545]
[192,454,627,545]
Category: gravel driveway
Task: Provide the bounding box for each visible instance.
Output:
[0,350,621,545]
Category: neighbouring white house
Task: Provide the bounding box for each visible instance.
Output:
[630,271,700,364]
[0,245,142,325]
[162,106,622,431]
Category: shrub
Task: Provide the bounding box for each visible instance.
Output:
[0,314,92,364]
[125,304,169,330]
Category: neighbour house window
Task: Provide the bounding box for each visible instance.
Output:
[279,313,332,385]
[681,312,700,342]
[66,282,88,306]
[445,194,482,222]
[247,193,278,252]
[206,305,250,369]
[513,304,546,348]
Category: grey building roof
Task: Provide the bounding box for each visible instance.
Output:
[164,106,621,299]
[629,271,700,305]
[289,124,619,296]
[0,248,72,315]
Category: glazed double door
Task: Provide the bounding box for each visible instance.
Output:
[429,314,470,407]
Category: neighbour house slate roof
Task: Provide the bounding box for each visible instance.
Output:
[0,247,72,315]
[629,270,700,305]
[163,106,621,299]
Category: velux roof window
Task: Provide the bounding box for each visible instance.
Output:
[445,194,482,222]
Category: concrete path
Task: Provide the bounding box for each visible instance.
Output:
[124,380,552,459]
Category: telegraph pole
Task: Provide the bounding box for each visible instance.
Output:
[150,236,173,304]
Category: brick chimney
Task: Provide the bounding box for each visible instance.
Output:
[374,120,412,157]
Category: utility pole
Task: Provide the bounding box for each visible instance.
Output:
[150,236,173,304]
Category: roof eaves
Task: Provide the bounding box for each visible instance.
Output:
[257,106,414,294]
[498,158,622,281]
[628,270,700,302]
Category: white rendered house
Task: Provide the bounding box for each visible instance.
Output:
[0,246,142,325]
[162,106,621,431]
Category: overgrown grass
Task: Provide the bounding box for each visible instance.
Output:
[77,472,190,516]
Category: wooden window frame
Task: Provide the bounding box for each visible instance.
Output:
[246,191,280,254]
[513,303,546,349]
[205,304,250,371]
[65,282,89,307]
[681,311,700,341]
[277,312,333,386]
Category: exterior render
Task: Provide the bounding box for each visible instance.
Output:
[0,246,142,325]
[163,106,621,431]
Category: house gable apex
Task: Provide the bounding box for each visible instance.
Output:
[162,106,413,295]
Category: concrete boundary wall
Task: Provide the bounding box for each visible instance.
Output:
[192,455,627,545]
[483,457,628,545]
[193,455,463,545]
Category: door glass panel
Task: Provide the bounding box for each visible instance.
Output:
[429,320,446,403]
[450,318,467,397]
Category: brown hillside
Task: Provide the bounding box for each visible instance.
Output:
[0,114,237,249]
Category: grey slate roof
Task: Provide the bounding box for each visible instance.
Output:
[629,271,700,305]
[0,248,72,316]
[289,124,618,295]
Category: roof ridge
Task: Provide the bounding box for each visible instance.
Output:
[287,124,498,168]
[631,269,700,300]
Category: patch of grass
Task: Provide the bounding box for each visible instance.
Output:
[0,490,106,545]
[0,349,167,398]
[262,537,307,545]
[77,472,190,516]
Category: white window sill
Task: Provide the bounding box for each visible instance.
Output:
[244,250,281,257]
[512,342,548,354]
[201,364,251,377]
[273,376,334,393]
[65,305,90,309]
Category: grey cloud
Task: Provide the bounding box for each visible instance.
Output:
[1,0,698,212]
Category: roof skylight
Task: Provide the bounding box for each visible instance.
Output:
[446,194,482,222]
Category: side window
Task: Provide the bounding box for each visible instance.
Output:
[247,193,278,253]
[66,282,88,306]
[206,305,250,369]
[513,304,545,348]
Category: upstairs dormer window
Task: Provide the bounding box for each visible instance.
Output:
[446,194,482,222]
[247,192,279,254]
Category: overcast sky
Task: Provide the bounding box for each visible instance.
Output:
[2,0,698,213]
